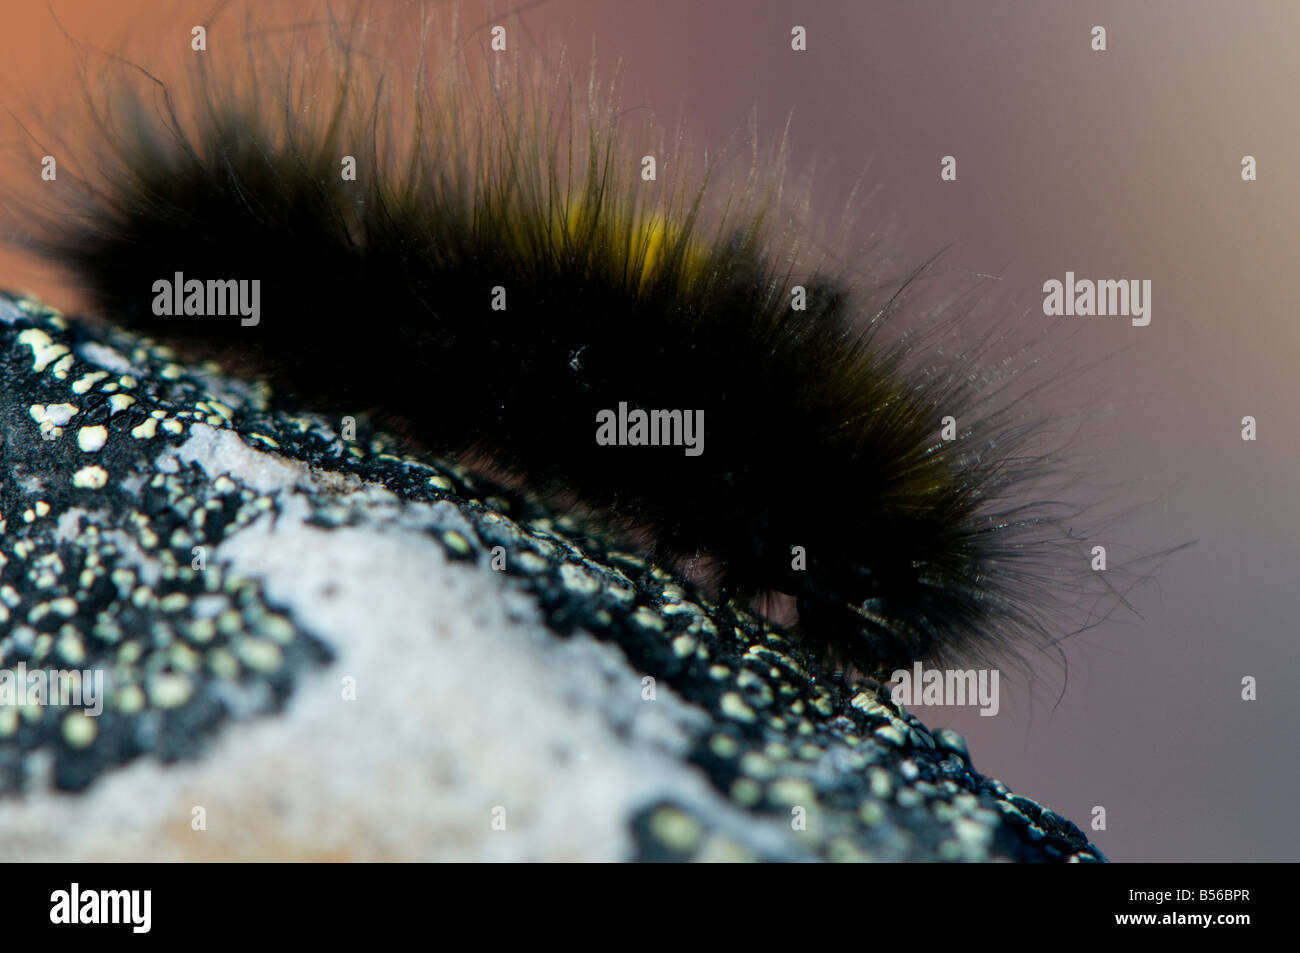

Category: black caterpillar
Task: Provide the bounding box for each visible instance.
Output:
[2,5,1153,680]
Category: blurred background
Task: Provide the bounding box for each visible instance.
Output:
[0,0,1295,861]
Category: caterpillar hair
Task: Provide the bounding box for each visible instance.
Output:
[2,4,1166,683]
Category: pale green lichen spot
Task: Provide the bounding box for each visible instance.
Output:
[72,465,109,489]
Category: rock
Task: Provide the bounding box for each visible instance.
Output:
[0,290,1105,861]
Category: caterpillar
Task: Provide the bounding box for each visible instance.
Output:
[2,3,1156,682]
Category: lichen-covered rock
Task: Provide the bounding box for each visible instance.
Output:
[0,290,1104,861]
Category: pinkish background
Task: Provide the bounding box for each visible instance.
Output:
[1,0,1295,861]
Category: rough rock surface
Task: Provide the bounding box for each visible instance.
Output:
[0,290,1105,861]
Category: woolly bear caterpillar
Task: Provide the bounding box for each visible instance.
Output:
[1,3,1175,683]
